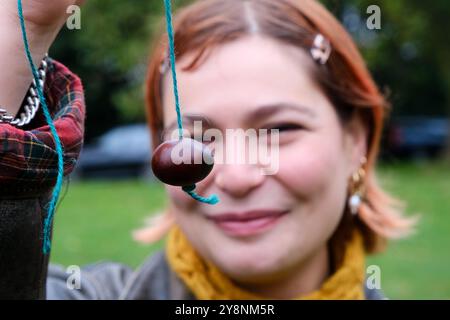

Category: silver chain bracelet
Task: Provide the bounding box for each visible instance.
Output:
[0,54,49,127]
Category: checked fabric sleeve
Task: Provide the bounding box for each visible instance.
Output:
[0,58,85,198]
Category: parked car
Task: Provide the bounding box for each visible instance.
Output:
[73,124,153,179]
[385,117,449,159]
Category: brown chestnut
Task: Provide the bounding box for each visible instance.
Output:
[151,138,214,186]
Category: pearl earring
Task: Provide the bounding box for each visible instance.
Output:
[348,157,367,216]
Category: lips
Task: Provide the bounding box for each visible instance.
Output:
[206,209,289,237]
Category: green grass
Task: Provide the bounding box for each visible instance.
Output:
[51,180,168,268]
[51,161,450,299]
[367,160,450,299]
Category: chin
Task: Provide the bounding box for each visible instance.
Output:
[209,241,287,280]
[219,258,287,284]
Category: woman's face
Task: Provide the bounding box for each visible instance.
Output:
[161,36,366,283]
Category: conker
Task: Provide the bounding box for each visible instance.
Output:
[151,138,214,186]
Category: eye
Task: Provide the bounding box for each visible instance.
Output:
[265,123,303,132]
[184,129,216,146]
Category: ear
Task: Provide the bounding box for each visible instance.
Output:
[343,112,368,175]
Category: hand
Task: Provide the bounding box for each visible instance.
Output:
[0,0,85,118]
[1,0,85,30]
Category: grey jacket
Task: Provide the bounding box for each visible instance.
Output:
[46,250,385,300]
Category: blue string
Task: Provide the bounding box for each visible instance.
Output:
[182,185,220,205]
[163,0,219,205]
[18,0,64,254]
[162,0,183,140]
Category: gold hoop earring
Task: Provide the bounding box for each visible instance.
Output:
[348,157,367,215]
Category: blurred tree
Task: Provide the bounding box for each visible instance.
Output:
[324,0,449,117]
[325,0,450,155]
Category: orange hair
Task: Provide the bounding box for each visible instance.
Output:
[137,0,416,255]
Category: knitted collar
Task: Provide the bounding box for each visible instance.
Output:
[166,225,366,300]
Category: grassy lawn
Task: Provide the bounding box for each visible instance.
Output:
[367,161,450,299]
[50,161,450,299]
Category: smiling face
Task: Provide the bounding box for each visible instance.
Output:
[161,35,367,286]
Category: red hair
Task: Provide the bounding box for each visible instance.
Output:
[139,0,415,255]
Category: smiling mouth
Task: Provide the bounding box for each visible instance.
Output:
[206,209,289,237]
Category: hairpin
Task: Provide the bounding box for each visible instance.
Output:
[310,34,332,65]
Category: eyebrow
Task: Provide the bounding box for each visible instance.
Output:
[163,102,315,133]
[246,103,316,122]
[163,114,215,137]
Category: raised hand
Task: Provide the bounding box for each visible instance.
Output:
[1,0,84,29]
[0,0,85,118]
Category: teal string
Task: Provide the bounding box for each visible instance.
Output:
[18,0,64,254]
[163,0,219,205]
[182,185,219,205]
[162,0,183,140]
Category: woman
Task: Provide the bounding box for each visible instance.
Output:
[0,0,414,300]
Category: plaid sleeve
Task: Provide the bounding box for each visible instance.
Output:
[0,58,85,197]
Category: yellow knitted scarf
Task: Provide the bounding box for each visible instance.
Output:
[166,225,366,300]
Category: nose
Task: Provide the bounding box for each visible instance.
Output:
[214,162,265,198]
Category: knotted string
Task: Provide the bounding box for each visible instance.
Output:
[18,0,64,254]
[163,0,219,205]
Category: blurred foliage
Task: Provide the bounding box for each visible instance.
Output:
[51,0,450,142]
[324,0,450,117]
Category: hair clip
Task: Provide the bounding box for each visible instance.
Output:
[310,34,332,65]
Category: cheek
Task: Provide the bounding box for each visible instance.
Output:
[166,185,197,210]
[166,185,181,199]
[166,186,205,243]
[273,130,350,254]
[277,131,348,200]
